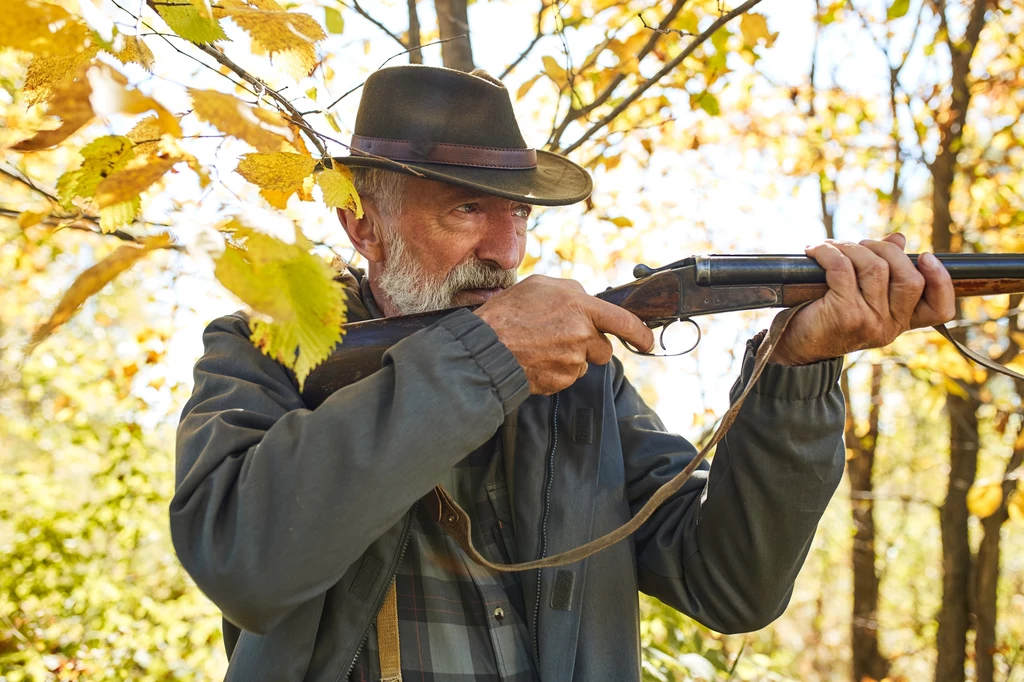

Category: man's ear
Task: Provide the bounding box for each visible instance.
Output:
[336,203,385,263]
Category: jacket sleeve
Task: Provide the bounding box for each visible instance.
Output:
[618,336,845,634]
[171,309,529,634]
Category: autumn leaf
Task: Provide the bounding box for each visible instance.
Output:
[56,135,136,210]
[887,0,911,20]
[542,55,568,88]
[217,0,325,78]
[28,234,175,350]
[23,47,99,106]
[317,166,362,217]
[87,64,183,138]
[95,157,180,208]
[517,74,541,100]
[606,216,633,228]
[236,152,316,192]
[126,116,165,155]
[740,13,777,48]
[1008,490,1024,524]
[213,222,346,389]
[152,0,227,44]
[324,6,345,34]
[111,35,155,71]
[99,197,142,233]
[13,64,94,151]
[2,0,91,58]
[190,88,293,152]
[966,481,1003,519]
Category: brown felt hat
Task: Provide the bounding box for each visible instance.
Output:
[335,65,593,206]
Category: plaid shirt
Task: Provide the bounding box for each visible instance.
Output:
[349,437,539,682]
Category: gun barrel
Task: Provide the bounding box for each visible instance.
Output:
[695,253,1024,286]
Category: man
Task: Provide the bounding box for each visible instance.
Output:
[172,65,955,681]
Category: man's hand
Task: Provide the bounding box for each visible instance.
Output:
[475,275,655,395]
[770,233,956,366]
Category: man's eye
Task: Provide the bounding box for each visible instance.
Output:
[455,203,477,213]
[512,204,531,218]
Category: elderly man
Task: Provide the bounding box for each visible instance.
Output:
[172,65,954,681]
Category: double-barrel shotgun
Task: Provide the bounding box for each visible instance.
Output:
[301,252,1024,410]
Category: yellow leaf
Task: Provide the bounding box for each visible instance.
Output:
[517,74,541,100]
[607,216,633,228]
[85,65,182,137]
[190,88,293,152]
[23,47,99,106]
[217,0,324,78]
[519,252,540,273]
[56,135,136,209]
[542,55,567,87]
[28,234,174,349]
[112,35,155,71]
[966,482,1003,519]
[17,210,48,228]
[95,157,179,208]
[153,0,227,44]
[126,116,164,155]
[214,222,346,389]
[739,13,776,47]
[2,0,91,57]
[317,166,362,217]
[260,188,293,209]
[13,64,94,151]
[236,152,316,192]
[99,197,141,233]
[1008,490,1024,524]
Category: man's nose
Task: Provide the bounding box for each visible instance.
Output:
[474,214,522,271]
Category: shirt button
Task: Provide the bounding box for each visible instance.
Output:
[493,607,505,622]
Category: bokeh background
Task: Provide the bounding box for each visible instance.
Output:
[2,0,1023,680]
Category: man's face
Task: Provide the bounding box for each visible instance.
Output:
[371,176,531,315]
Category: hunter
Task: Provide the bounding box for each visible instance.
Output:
[172,65,956,681]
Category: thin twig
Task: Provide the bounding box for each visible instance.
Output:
[0,166,58,202]
[500,1,548,79]
[557,0,766,155]
[340,0,408,51]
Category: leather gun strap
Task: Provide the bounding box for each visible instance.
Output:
[422,302,811,573]
[933,323,1024,382]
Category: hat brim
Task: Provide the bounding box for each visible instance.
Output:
[334,149,592,207]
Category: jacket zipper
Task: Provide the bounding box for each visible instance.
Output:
[532,393,559,665]
[337,501,418,682]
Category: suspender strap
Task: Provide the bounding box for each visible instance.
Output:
[377,578,402,682]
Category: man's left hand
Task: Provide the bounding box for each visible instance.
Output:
[770,233,956,366]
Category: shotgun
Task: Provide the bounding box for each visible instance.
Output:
[301,252,1024,409]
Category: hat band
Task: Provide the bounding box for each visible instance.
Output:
[350,135,538,170]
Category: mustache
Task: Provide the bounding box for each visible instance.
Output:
[444,259,518,292]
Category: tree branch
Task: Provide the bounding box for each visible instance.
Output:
[555,0,765,155]
[340,0,409,52]
[548,0,690,150]
[406,0,422,64]
[500,0,548,79]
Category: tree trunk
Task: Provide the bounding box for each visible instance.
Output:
[973,424,1024,682]
[930,5,991,681]
[846,366,890,682]
[434,0,474,71]
[407,0,422,64]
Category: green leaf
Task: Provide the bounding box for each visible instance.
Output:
[324,6,345,34]
[56,136,136,210]
[99,197,141,233]
[154,0,227,44]
[698,93,720,116]
[214,222,347,390]
[887,0,911,20]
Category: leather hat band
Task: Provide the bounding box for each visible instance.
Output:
[350,134,538,169]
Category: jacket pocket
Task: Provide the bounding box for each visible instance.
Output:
[486,481,517,564]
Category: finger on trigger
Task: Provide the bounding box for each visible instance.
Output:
[588,299,655,353]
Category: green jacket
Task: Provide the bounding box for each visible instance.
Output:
[172,282,845,681]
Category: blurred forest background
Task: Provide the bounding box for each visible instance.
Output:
[2,0,1023,680]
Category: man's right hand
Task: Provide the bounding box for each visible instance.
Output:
[474,275,655,395]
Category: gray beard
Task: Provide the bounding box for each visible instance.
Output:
[376,226,518,315]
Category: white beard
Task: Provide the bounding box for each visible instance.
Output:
[375,225,518,315]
